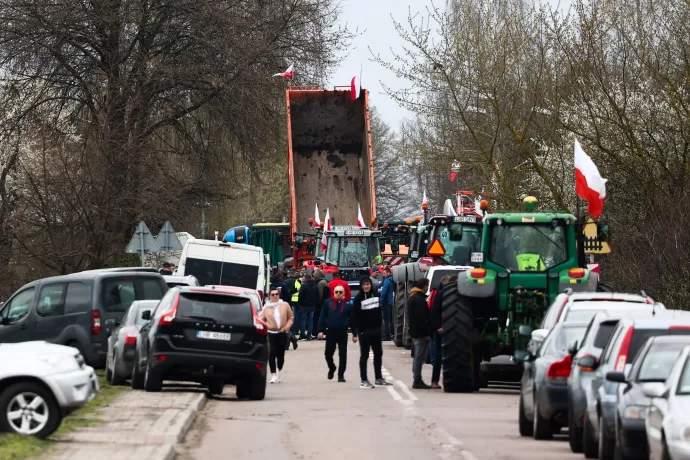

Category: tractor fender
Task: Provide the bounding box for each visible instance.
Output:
[393,262,421,284]
[407,263,422,282]
[557,268,598,293]
[456,270,496,298]
[391,264,406,284]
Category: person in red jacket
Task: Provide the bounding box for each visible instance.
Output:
[328,272,351,301]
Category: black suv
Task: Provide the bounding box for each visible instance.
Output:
[0,271,169,367]
[131,286,268,399]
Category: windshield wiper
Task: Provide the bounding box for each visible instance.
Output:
[183,315,217,323]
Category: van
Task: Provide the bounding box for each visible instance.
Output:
[177,239,267,296]
[0,271,169,368]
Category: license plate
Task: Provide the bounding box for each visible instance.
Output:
[453,216,477,223]
[196,331,231,341]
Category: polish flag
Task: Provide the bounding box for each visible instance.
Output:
[422,190,428,206]
[357,204,366,227]
[574,140,607,219]
[272,64,294,80]
[321,208,331,251]
[350,76,360,100]
[314,203,321,227]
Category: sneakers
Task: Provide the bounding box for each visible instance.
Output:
[328,367,336,380]
[412,381,431,390]
[338,376,346,383]
[360,380,375,389]
[277,371,282,383]
[375,378,392,386]
[291,337,298,350]
[269,375,279,384]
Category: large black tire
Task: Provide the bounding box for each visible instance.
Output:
[441,282,475,393]
[109,354,126,386]
[144,360,163,392]
[519,393,533,437]
[533,397,553,440]
[0,382,61,438]
[393,281,406,347]
[208,380,224,396]
[598,415,615,460]
[568,406,584,453]
[583,412,598,458]
[237,375,266,401]
[131,351,145,390]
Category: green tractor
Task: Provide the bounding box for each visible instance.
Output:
[441,196,609,393]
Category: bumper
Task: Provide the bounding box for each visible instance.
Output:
[83,343,107,369]
[618,420,648,459]
[537,382,569,423]
[149,350,267,384]
[48,366,99,411]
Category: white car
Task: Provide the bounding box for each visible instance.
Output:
[0,341,99,438]
[162,274,200,288]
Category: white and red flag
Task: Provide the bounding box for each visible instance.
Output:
[272,64,294,80]
[422,190,428,208]
[357,203,366,227]
[574,139,607,219]
[350,76,360,100]
[314,203,321,227]
[321,208,331,251]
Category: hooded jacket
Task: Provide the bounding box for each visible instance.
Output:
[351,277,381,335]
[408,287,431,338]
[298,279,320,308]
[314,270,330,304]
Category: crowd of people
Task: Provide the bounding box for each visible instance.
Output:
[264,265,452,390]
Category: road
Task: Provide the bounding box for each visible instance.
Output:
[177,340,581,460]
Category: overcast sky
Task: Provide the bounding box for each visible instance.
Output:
[326,0,572,130]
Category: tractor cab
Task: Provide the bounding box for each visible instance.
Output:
[322,226,383,281]
[380,219,417,265]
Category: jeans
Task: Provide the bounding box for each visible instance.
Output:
[358,329,383,382]
[381,303,393,338]
[298,306,315,338]
[413,337,430,383]
[268,333,288,373]
[325,329,348,377]
[431,333,443,384]
[430,332,437,364]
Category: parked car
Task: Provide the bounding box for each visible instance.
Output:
[131,286,268,399]
[587,312,690,460]
[105,300,159,385]
[0,271,169,368]
[162,275,200,289]
[515,321,590,440]
[568,308,664,454]
[206,285,262,313]
[0,341,98,438]
[645,344,690,460]
[80,267,161,273]
[606,335,690,459]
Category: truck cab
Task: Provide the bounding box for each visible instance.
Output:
[322,226,383,281]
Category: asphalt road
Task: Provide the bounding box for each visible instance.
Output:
[177,339,582,460]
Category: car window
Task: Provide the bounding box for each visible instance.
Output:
[593,321,619,349]
[37,283,66,317]
[554,325,588,353]
[141,278,166,300]
[564,309,599,323]
[102,279,137,312]
[177,293,253,325]
[677,356,690,395]
[1,288,35,322]
[64,282,92,314]
[184,258,222,286]
[629,329,690,364]
[134,307,152,326]
[538,329,557,357]
[601,326,625,364]
[220,262,259,290]
[637,342,688,382]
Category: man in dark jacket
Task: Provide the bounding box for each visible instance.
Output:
[317,286,355,382]
[328,272,351,301]
[352,277,392,389]
[297,273,319,340]
[313,269,330,340]
[379,268,395,340]
[408,278,432,389]
[429,276,451,389]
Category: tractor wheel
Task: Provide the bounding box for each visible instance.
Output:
[441,281,475,393]
[393,281,406,347]
[402,284,412,350]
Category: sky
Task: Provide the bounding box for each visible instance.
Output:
[327,0,572,130]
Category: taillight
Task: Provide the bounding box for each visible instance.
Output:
[568,268,585,278]
[470,268,486,278]
[124,332,137,346]
[158,293,180,326]
[91,310,101,335]
[546,354,572,379]
[615,327,634,371]
[252,307,267,335]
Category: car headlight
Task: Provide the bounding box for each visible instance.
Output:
[41,353,80,372]
[623,405,649,420]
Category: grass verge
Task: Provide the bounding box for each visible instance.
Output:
[0,369,127,459]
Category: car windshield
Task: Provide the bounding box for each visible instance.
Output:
[564,309,600,323]
[489,223,568,271]
[677,357,690,395]
[432,223,481,265]
[325,236,381,267]
[637,342,688,382]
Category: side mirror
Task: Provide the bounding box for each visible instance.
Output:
[513,350,534,362]
[578,355,599,371]
[141,310,151,321]
[606,371,627,384]
[0,316,10,325]
[518,325,533,337]
[642,382,668,399]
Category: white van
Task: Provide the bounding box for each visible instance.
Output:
[177,239,267,295]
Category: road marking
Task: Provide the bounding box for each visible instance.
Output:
[386,385,403,401]
[394,380,418,401]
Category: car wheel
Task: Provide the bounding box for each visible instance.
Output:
[208,380,224,396]
[533,397,553,440]
[249,375,266,401]
[583,412,598,458]
[598,414,615,460]
[568,408,584,453]
[0,382,61,438]
[109,354,126,386]
[519,393,533,437]
[130,352,145,390]
[236,381,250,399]
[144,361,163,392]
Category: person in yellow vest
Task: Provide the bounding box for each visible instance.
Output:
[516,253,546,271]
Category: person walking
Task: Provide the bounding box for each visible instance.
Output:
[317,286,355,382]
[314,269,330,339]
[408,278,432,389]
[297,273,319,340]
[328,272,351,301]
[281,270,300,349]
[352,277,392,389]
[259,288,295,383]
[379,268,395,341]
[429,276,451,389]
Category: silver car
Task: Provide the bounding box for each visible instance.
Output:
[105,300,158,385]
[646,345,690,460]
